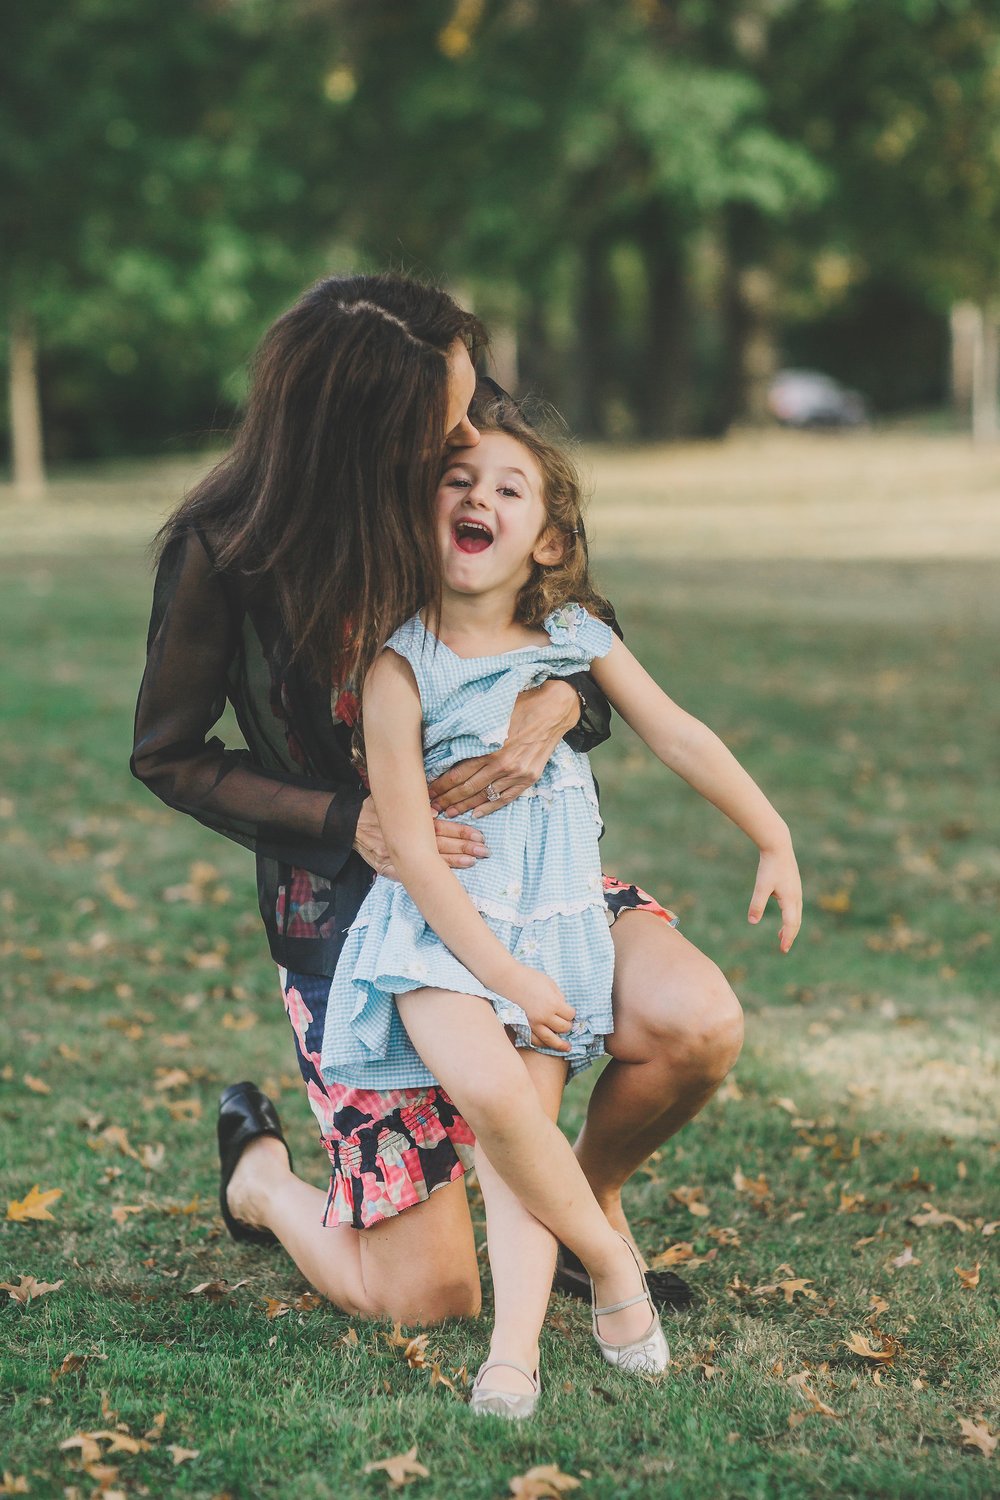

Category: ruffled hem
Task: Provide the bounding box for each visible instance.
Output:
[321,1129,475,1230]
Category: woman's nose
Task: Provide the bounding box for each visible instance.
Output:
[445,416,480,449]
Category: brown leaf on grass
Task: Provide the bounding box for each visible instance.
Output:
[838,1188,866,1213]
[509,1464,582,1498]
[1,1274,64,1304]
[708,1226,741,1247]
[144,1411,167,1442]
[957,1418,997,1458]
[649,1241,694,1268]
[817,889,851,914]
[890,1243,919,1269]
[382,1322,431,1368]
[908,1202,971,1232]
[954,1262,981,1290]
[186,1279,249,1300]
[100,873,137,911]
[23,1073,51,1094]
[843,1331,902,1364]
[262,1298,292,1320]
[221,1011,257,1031]
[896,1167,935,1193]
[670,1185,709,1217]
[982,1221,998,1237]
[52,1353,89,1381]
[0,1474,30,1494]
[338,1327,360,1348]
[153,1067,191,1092]
[294,1292,324,1311]
[428,1360,456,1393]
[733,1168,771,1202]
[89,1125,139,1160]
[59,1434,104,1465]
[362,1446,430,1489]
[6,1185,62,1222]
[777,1278,817,1305]
[789,1384,840,1426]
[138,1142,165,1171]
[110,1204,143,1225]
[868,1295,890,1319]
[166,1446,199,1465]
[165,1098,202,1122]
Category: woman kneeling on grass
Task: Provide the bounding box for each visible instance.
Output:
[131,271,766,1334]
[318,395,801,1417]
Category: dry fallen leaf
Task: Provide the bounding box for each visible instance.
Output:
[153,1067,191,1092]
[908,1203,971,1233]
[166,1446,200,1466]
[957,1417,997,1459]
[363,1446,430,1490]
[0,1475,30,1495]
[954,1262,981,1290]
[186,1279,249,1300]
[509,1464,582,1498]
[670,1185,710,1217]
[843,1331,902,1364]
[982,1221,998,1237]
[110,1204,144,1225]
[262,1298,292,1320]
[7,1185,63,1222]
[23,1074,51,1095]
[165,1098,202,1122]
[733,1168,771,1202]
[294,1292,323,1311]
[59,1433,104,1465]
[777,1278,817,1305]
[1,1274,64,1305]
[649,1241,694,1268]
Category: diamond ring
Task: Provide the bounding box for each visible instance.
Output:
[485,782,503,802]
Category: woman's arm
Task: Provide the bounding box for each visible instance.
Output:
[363,650,574,1050]
[590,637,802,952]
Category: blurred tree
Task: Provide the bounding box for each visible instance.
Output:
[0,0,348,487]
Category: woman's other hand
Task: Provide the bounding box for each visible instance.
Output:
[427,679,581,818]
[353,798,489,879]
[748,837,803,954]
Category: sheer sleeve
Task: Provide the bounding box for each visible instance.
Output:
[562,603,624,754]
[130,530,367,881]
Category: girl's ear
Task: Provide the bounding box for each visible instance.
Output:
[532,526,565,568]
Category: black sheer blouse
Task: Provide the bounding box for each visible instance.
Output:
[131,528,615,976]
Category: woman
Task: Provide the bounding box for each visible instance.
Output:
[132,273,743,1323]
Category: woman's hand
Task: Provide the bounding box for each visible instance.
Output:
[501,964,576,1053]
[748,836,803,954]
[353,798,489,879]
[427,679,581,819]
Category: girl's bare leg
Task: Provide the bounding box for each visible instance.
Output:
[396,989,654,1348]
[473,1050,567,1397]
[225,1136,480,1323]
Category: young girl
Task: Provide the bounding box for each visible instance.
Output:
[320,395,802,1417]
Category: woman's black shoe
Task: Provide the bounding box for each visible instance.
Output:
[217,1081,293,1247]
[553,1244,695,1313]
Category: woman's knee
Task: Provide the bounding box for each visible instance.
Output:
[367,1265,482,1325]
[623,951,744,1086]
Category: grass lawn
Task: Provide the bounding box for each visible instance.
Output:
[1,431,997,1499]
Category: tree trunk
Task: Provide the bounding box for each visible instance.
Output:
[949,301,978,423]
[636,214,690,440]
[9,311,46,498]
[971,301,1000,443]
[517,296,559,407]
[575,234,616,438]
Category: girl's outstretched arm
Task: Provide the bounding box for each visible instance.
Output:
[362,649,576,1049]
[590,638,802,953]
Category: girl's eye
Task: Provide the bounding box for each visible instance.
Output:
[499,485,522,498]
[446,476,471,489]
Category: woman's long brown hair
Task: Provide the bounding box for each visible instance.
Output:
[159,274,487,686]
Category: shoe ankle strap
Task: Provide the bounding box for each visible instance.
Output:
[474,1359,538,1387]
[594,1290,651,1317]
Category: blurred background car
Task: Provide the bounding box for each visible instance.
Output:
[768,369,870,428]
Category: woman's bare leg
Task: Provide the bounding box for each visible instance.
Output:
[225,1135,480,1323]
[575,916,744,1258]
[396,989,654,1348]
[473,1050,566,1396]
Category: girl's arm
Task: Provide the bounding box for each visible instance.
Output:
[363,650,576,1049]
[590,637,802,952]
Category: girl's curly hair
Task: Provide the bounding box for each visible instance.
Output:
[468,384,614,629]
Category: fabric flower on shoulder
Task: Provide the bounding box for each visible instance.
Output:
[544,603,587,645]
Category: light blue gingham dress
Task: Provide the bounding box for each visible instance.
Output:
[320,603,616,1089]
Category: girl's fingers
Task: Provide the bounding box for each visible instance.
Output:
[531,1027,572,1052]
[747,883,772,925]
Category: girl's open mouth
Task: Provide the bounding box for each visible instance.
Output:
[452,519,494,554]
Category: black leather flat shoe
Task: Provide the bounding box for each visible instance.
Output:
[217,1081,293,1247]
[553,1244,695,1313]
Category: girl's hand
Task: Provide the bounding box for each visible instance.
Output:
[427,679,580,818]
[504,965,576,1053]
[353,798,489,878]
[748,838,803,953]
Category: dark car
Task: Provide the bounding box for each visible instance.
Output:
[768,369,869,428]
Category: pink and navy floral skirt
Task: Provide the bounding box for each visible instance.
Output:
[280,874,676,1230]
